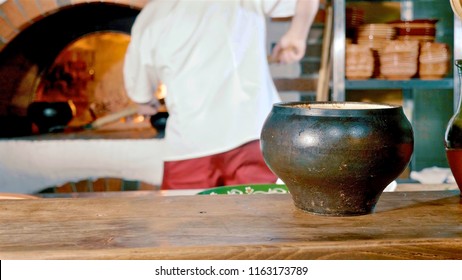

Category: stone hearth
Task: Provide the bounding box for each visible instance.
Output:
[0,0,150,138]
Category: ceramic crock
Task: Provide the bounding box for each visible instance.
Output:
[261,102,414,216]
[27,101,74,133]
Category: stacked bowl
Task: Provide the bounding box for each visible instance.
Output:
[419,42,450,80]
[346,6,365,40]
[380,40,419,80]
[356,24,397,53]
[346,44,374,80]
[388,19,438,42]
[346,6,365,29]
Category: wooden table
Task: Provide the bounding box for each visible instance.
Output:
[0,189,461,259]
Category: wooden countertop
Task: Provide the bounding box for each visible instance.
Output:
[0,189,461,260]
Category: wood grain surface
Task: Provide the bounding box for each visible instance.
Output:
[0,190,461,259]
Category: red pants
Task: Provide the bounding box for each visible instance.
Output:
[161,140,277,190]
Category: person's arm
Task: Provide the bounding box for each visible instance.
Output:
[123,38,160,116]
[271,0,320,64]
[135,99,160,116]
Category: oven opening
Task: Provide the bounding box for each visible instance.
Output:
[0,2,163,139]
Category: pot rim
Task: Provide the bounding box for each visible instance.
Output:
[272,101,403,116]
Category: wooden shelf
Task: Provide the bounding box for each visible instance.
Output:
[345,78,454,90]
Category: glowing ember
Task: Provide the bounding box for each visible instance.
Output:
[133,115,145,123]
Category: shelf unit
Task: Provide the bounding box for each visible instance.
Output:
[330,0,461,172]
[331,0,460,107]
[345,79,453,90]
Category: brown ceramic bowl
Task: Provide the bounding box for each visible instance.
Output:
[388,19,438,28]
[419,62,449,80]
[396,27,436,36]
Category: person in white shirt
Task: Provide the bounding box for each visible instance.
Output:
[123,0,319,189]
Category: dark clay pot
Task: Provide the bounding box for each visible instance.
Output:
[261,102,414,216]
[27,101,74,133]
[150,111,169,138]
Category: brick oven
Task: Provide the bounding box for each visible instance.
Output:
[0,0,166,194]
[0,0,155,138]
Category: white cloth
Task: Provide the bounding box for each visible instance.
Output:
[0,139,165,194]
[410,166,455,184]
[123,0,297,161]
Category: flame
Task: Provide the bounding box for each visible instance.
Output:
[155,82,167,100]
[132,115,145,123]
[67,100,77,116]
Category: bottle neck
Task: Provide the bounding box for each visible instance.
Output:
[456,61,462,113]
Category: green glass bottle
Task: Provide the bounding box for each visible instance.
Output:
[444,59,462,195]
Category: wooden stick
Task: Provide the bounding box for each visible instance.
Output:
[86,105,138,129]
[316,5,333,101]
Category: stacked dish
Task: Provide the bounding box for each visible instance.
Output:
[380,40,419,80]
[346,44,374,80]
[346,6,365,29]
[388,19,438,42]
[356,24,396,53]
[419,42,450,80]
[346,6,365,40]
